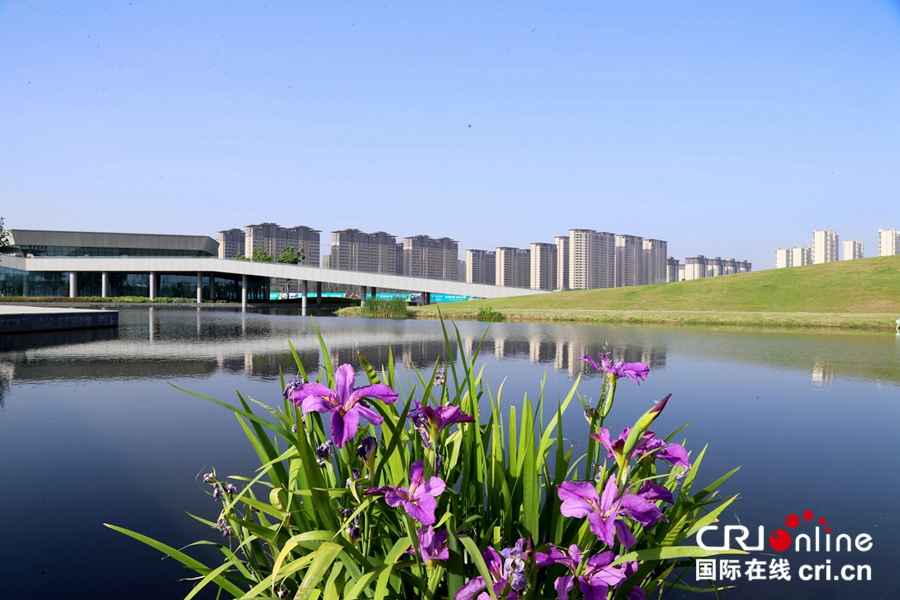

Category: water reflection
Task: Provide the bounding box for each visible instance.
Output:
[0,308,898,390]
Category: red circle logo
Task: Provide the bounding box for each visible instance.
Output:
[769,529,792,552]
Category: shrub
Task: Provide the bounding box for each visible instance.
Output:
[475,305,504,322]
[360,296,409,319]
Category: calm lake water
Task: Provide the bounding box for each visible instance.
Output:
[1,307,898,599]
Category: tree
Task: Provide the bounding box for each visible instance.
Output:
[0,217,10,252]
[276,245,306,265]
[250,245,274,262]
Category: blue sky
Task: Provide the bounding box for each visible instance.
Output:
[1,1,898,269]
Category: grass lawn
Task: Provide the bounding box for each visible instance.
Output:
[408,255,900,329]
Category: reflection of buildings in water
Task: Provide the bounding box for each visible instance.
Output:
[0,362,11,408]
[2,311,676,385]
[811,362,834,386]
[329,341,458,375]
[459,330,667,377]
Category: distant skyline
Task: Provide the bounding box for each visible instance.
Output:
[2,1,898,270]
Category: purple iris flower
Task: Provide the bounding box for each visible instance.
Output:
[408,399,475,447]
[558,478,664,550]
[590,427,691,469]
[455,539,532,600]
[283,378,302,400]
[580,352,649,385]
[537,544,643,600]
[638,480,674,505]
[640,436,691,468]
[356,436,377,460]
[367,461,445,525]
[289,364,398,448]
[415,527,449,563]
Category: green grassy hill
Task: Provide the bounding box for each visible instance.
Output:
[410,255,900,329]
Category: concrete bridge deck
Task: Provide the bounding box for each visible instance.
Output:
[1,255,550,302]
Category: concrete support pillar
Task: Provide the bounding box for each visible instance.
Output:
[360,285,367,307]
[241,275,248,312]
[196,271,203,304]
[316,281,322,305]
[370,286,377,299]
[69,272,78,298]
[149,272,157,300]
[101,272,109,298]
[209,276,216,301]
[424,292,431,305]
[301,280,308,317]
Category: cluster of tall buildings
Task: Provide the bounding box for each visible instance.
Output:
[774,229,894,269]
[218,224,321,265]
[219,224,465,286]
[218,222,752,291]
[665,256,752,282]
[466,230,670,290]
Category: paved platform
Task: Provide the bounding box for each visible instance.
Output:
[0,305,118,334]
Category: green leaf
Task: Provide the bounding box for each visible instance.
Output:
[103,524,244,597]
[296,542,343,600]
[613,544,747,565]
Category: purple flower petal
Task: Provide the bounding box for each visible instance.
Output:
[334,364,356,404]
[455,577,486,600]
[579,578,609,600]
[655,443,691,468]
[620,493,665,528]
[383,489,405,507]
[422,476,446,497]
[409,460,425,484]
[614,518,637,550]
[290,382,335,405]
[353,383,399,405]
[555,575,575,600]
[638,480,674,504]
[558,481,600,518]
[355,404,384,426]
[579,355,602,371]
[614,362,650,384]
[404,492,437,525]
[587,512,615,547]
[299,395,333,414]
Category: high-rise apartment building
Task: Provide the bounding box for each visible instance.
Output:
[643,239,668,285]
[466,249,496,285]
[705,257,724,278]
[684,256,707,280]
[568,229,615,290]
[402,235,459,281]
[615,234,644,288]
[330,229,398,273]
[775,248,791,269]
[530,242,557,290]
[791,246,812,267]
[842,240,864,260]
[812,229,838,264]
[554,236,569,290]
[218,228,246,259]
[878,229,899,256]
[245,223,320,266]
[496,247,531,287]
[666,257,681,282]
